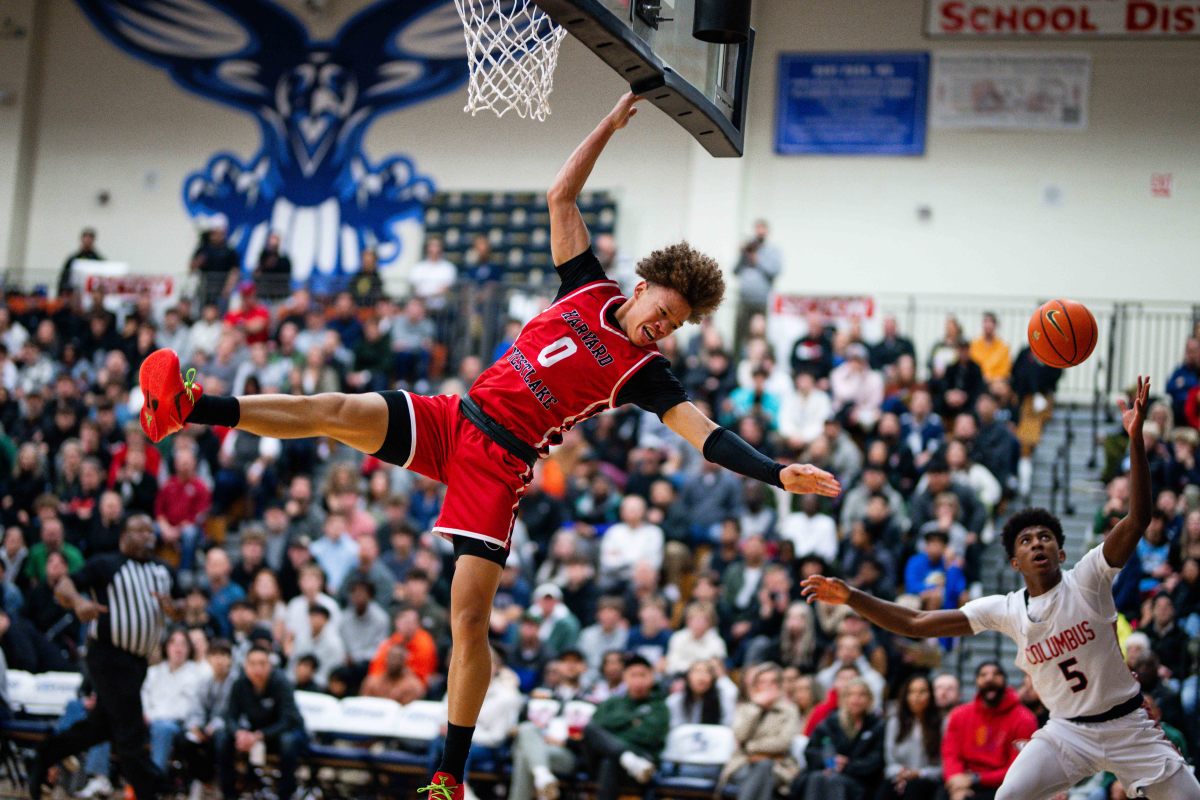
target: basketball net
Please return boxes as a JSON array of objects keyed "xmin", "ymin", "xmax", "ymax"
[{"xmin": 454, "ymin": 0, "xmax": 567, "ymax": 121}]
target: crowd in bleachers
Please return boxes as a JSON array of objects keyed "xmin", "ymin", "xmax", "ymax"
[{"xmin": 1, "ymin": 223, "xmax": 1199, "ymax": 799}]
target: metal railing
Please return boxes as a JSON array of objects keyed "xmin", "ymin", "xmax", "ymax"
[{"xmin": 1047, "ymin": 411, "xmax": 1076, "ymax": 518}]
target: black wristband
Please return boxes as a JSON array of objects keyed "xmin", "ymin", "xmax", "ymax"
[{"xmin": 702, "ymin": 427, "xmax": 784, "ymax": 489}]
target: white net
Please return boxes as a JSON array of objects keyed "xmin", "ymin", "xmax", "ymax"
[{"xmin": 454, "ymin": 0, "xmax": 568, "ymax": 121}]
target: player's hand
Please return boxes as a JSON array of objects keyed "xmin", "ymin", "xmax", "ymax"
[
  {"xmin": 1117, "ymin": 375, "xmax": 1149, "ymax": 437},
  {"xmin": 607, "ymin": 92, "xmax": 643, "ymax": 131},
  {"xmin": 800, "ymin": 575, "xmax": 851, "ymax": 606},
  {"xmin": 75, "ymin": 600, "xmax": 108, "ymax": 622},
  {"xmin": 780, "ymin": 463, "xmax": 841, "ymax": 497}
]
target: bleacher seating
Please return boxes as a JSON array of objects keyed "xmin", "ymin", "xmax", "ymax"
[{"xmin": 423, "ymin": 190, "xmax": 618, "ymax": 275}]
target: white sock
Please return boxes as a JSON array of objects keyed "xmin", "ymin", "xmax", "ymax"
[
  {"xmin": 533, "ymin": 766, "xmax": 558, "ymax": 789},
  {"xmin": 620, "ymin": 751, "xmax": 655, "ymax": 783},
  {"xmin": 1018, "ymin": 457, "xmax": 1033, "ymax": 497}
]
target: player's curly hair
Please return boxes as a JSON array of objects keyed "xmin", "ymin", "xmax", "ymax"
[
  {"xmin": 636, "ymin": 242, "xmax": 725, "ymax": 323},
  {"xmin": 1001, "ymin": 507, "xmax": 1064, "ymax": 559}
]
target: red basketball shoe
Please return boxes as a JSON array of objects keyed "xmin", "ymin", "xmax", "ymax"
[
  {"xmin": 417, "ymin": 772, "xmax": 463, "ymax": 800},
  {"xmin": 139, "ymin": 349, "xmax": 203, "ymax": 443}
]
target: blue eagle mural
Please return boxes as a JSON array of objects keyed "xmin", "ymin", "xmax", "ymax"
[{"xmin": 76, "ymin": 0, "xmax": 470, "ymax": 287}]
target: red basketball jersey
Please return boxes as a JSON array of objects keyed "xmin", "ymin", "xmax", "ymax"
[{"xmin": 469, "ymin": 280, "xmax": 663, "ymax": 452}]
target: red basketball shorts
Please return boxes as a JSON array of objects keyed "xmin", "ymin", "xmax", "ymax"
[{"xmin": 372, "ymin": 391, "xmax": 533, "ymax": 561}]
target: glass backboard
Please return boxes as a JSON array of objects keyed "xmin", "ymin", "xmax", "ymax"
[{"xmin": 531, "ymin": 0, "xmax": 754, "ymax": 157}]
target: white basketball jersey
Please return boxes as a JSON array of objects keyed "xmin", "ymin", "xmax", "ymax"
[{"xmin": 961, "ymin": 545, "xmax": 1141, "ymax": 720}]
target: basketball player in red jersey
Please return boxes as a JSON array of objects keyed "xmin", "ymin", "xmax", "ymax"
[{"xmin": 139, "ymin": 93, "xmax": 840, "ymax": 799}]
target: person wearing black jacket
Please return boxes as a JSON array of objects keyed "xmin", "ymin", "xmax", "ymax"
[
  {"xmin": 216, "ymin": 645, "xmax": 305, "ymax": 800},
  {"xmin": 929, "ymin": 340, "xmax": 985, "ymax": 420},
  {"xmin": 58, "ymin": 228, "xmax": 103, "ymax": 296},
  {"xmin": 0, "ymin": 608, "xmax": 71, "ymax": 673},
  {"xmin": 792, "ymin": 677, "xmax": 884, "ymax": 800}
]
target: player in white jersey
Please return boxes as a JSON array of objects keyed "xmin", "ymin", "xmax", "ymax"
[{"xmin": 801, "ymin": 376, "xmax": 1200, "ymax": 800}]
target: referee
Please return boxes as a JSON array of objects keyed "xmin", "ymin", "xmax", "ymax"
[{"xmin": 29, "ymin": 514, "xmax": 182, "ymax": 800}]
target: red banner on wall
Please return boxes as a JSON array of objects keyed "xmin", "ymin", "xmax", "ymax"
[{"xmin": 926, "ymin": 0, "xmax": 1200, "ymax": 37}]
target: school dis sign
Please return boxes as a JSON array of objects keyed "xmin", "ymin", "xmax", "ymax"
[{"xmin": 926, "ymin": 0, "xmax": 1200, "ymax": 36}]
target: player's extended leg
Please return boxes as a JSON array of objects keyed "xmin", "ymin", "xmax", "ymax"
[
  {"xmin": 993, "ymin": 737, "xmax": 1079, "ymax": 800},
  {"xmin": 139, "ymin": 348, "xmax": 388, "ymax": 453},
  {"xmin": 431, "ymin": 554, "xmax": 504, "ymax": 789},
  {"xmin": 1141, "ymin": 768, "xmax": 1200, "ymax": 799},
  {"xmin": 232, "ymin": 393, "xmax": 388, "ymax": 454}
]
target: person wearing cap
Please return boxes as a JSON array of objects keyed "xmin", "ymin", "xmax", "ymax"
[
  {"xmin": 575, "ymin": 654, "xmax": 669, "ymax": 798},
  {"xmin": 530, "ymin": 583, "xmax": 581, "ymax": 658},
  {"xmin": 58, "ymin": 227, "xmax": 103, "ymax": 297},
  {"xmin": 222, "ymin": 281, "xmax": 271, "ymax": 345},
  {"xmin": 904, "ymin": 528, "xmax": 968, "ymax": 614},
  {"xmin": 830, "ymin": 342, "xmax": 885, "ymax": 432},
  {"xmin": 216, "ymin": 645, "xmax": 305, "ymax": 800}
]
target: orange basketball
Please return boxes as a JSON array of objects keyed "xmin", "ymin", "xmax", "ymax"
[{"xmin": 1027, "ymin": 299, "xmax": 1098, "ymax": 368}]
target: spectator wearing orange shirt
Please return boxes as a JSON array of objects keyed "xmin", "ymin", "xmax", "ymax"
[
  {"xmin": 368, "ymin": 605, "xmax": 438, "ymax": 687},
  {"xmin": 968, "ymin": 312, "xmax": 1011, "ymax": 383},
  {"xmin": 361, "ymin": 642, "xmax": 426, "ymax": 705}
]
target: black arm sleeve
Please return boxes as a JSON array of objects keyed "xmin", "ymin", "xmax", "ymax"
[
  {"xmin": 614, "ymin": 357, "xmax": 690, "ymax": 419},
  {"xmin": 554, "ymin": 248, "xmax": 608, "ymax": 300},
  {"xmin": 703, "ymin": 427, "xmax": 785, "ymax": 489}
]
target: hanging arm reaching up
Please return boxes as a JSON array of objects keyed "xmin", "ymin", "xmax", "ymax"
[{"xmin": 547, "ymin": 93, "xmax": 642, "ymax": 265}]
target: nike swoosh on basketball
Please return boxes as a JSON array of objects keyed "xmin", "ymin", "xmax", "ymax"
[{"xmin": 1046, "ymin": 309, "xmax": 1065, "ymax": 336}]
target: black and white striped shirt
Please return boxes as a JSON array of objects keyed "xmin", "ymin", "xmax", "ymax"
[{"xmin": 70, "ymin": 554, "xmax": 177, "ymax": 660}]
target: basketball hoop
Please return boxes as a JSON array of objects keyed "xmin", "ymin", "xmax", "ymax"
[{"xmin": 454, "ymin": 0, "xmax": 568, "ymax": 121}]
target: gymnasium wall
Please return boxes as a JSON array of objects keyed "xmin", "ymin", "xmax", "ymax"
[{"xmin": 4, "ymin": 0, "xmax": 1197, "ymax": 302}]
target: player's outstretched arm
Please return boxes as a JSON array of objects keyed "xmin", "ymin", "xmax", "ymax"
[
  {"xmin": 801, "ymin": 575, "xmax": 974, "ymax": 639},
  {"xmin": 1103, "ymin": 375, "xmax": 1152, "ymax": 568},
  {"xmin": 663, "ymin": 402, "xmax": 840, "ymax": 497},
  {"xmin": 547, "ymin": 92, "xmax": 642, "ymax": 265}
]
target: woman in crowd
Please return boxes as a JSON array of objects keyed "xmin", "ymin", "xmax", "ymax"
[
  {"xmin": 793, "ymin": 677, "xmax": 883, "ymax": 800},
  {"xmin": 791, "ymin": 673, "xmax": 823, "ymax": 737},
  {"xmin": 718, "ymin": 663, "xmax": 801, "ymax": 800},
  {"xmin": 142, "ymin": 628, "xmax": 204, "ymax": 771},
  {"xmin": 880, "ymin": 675, "xmax": 942, "ymax": 800},
  {"xmin": 247, "ymin": 568, "xmax": 288, "ymax": 643},
  {"xmin": 666, "ymin": 659, "xmax": 733, "ymax": 727},
  {"xmin": 768, "ymin": 601, "xmax": 820, "ymax": 674}
]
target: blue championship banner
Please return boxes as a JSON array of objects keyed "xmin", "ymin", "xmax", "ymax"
[{"xmin": 775, "ymin": 52, "xmax": 930, "ymax": 155}]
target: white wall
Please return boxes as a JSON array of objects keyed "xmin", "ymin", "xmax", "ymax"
[
  {"xmin": 0, "ymin": 0, "xmax": 40, "ymax": 272},
  {"xmin": 8, "ymin": 0, "xmax": 1199, "ymax": 301},
  {"xmin": 741, "ymin": 1, "xmax": 1200, "ymax": 302}
]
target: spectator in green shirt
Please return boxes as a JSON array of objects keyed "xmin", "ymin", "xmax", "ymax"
[
  {"xmin": 23, "ymin": 517, "xmax": 84, "ymax": 585},
  {"xmin": 581, "ymin": 654, "xmax": 669, "ymax": 800}
]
